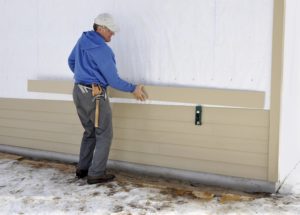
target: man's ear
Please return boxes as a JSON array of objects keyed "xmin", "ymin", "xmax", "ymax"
[{"xmin": 96, "ymin": 27, "xmax": 102, "ymax": 33}]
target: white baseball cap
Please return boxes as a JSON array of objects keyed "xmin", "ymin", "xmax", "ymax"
[{"xmin": 94, "ymin": 13, "xmax": 120, "ymax": 33}]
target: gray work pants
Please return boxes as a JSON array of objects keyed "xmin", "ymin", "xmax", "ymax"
[{"xmin": 72, "ymin": 84, "xmax": 113, "ymax": 177}]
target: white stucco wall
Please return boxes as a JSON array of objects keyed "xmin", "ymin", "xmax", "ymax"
[
  {"xmin": 0, "ymin": 0, "xmax": 273, "ymax": 106},
  {"xmin": 279, "ymin": 0, "xmax": 300, "ymax": 182}
]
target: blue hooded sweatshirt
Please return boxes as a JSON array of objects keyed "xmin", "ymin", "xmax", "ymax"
[{"xmin": 68, "ymin": 31, "xmax": 135, "ymax": 92}]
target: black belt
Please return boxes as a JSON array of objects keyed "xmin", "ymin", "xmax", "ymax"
[
  {"xmin": 77, "ymin": 83, "xmax": 106, "ymax": 92},
  {"xmin": 77, "ymin": 83, "xmax": 93, "ymax": 88}
]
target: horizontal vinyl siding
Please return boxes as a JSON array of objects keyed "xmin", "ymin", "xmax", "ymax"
[
  {"xmin": 109, "ymin": 150, "xmax": 267, "ymax": 180},
  {"xmin": 0, "ymin": 135, "xmax": 79, "ymax": 155},
  {"xmin": 112, "ymin": 139, "xmax": 267, "ymax": 167},
  {"xmin": 111, "ymin": 103, "xmax": 269, "ymax": 180},
  {"xmin": 113, "ymin": 128, "xmax": 268, "ymax": 153},
  {"xmin": 113, "ymin": 118, "xmax": 268, "ymax": 140},
  {"xmin": 113, "ymin": 104, "xmax": 269, "ymax": 126},
  {"xmin": 0, "ymin": 98, "xmax": 81, "ymax": 154},
  {"xmin": 0, "ymin": 99, "xmax": 76, "ymax": 113},
  {"xmin": 0, "ymin": 98, "xmax": 269, "ymax": 180},
  {"xmin": 0, "ymin": 109, "xmax": 79, "ymax": 124}
]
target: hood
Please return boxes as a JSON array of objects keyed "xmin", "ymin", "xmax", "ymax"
[{"xmin": 78, "ymin": 31, "xmax": 106, "ymax": 50}]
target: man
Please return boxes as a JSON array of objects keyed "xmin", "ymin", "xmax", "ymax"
[{"xmin": 68, "ymin": 13, "xmax": 147, "ymax": 185}]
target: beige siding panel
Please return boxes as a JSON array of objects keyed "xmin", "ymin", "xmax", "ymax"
[
  {"xmin": 0, "ymin": 109, "xmax": 79, "ymax": 125},
  {"xmin": 0, "ymin": 127, "xmax": 81, "ymax": 145},
  {"xmin": 0, "ymin": 114, "xmax": 267, "ymax": 155},
  {"xmin": 0, "ymin": 118, "xmax": 83, "ymax": 134},
  {"xmin": 113, "ymin": 104, "xmax": 269, "ymax": 126},
  {"xmin": 109, "ymin": 150, "xmax": 267, "ymax": 180},
  {"xmin": 27, "ymin": 80, "xmax": 265, "ymax": 108},
  {"xmin": 0, "ymin": 98, "xmax": 270, "ymax": 181},
  {"xmin": 0, "ymin": 98, "xmax": 76, "ymax": 114},
  {"xmin": 114, "ymin": 128, "xmax": 268, "ymax": 153},
  {"xmin": 0, "ymin": 135, "xmax": 79, "ymax": 155},
  {"xmin": 112, "ymin": 139, "xmax": 267, "ymax": 167},
  {"xmin": 113, "ymin": 118, "xmax": 268, "ymax": 140},
  {"xmin": 204, "ymin": 108, "xmax": 269, "ymax": 126}
]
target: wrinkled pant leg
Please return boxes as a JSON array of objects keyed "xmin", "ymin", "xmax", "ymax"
[
  {"xmin": 78, "ymin": 120, "xmax": 96, "ymax": 170},
  {"xmin": 88, "ymin": 98, "xmax": 113, "ymax": 177},
  {"xmin": 72, "ymin": 85, "xmax": 96, "ymax": 171}
]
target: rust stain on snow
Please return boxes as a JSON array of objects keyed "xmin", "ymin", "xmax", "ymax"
[{"xmin": 219, "ymin": 193, "xmax": 255, "ymax": 203}]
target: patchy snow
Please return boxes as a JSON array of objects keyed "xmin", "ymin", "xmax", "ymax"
[
  {"xmin": 0, "ymin": 153, "xmax": 299, "ymax": 215},
  {"xmin": 278, "ymin": 161, "xmax": 300, "ymax": 195}
]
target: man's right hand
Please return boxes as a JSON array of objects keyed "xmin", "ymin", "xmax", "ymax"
[{"xmin": 133, "ymin": 85, "xmax": 148, "ymax": 101}]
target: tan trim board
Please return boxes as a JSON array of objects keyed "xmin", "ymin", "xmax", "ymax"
[
  {"xmin": 28, "ymin": 80, "xmax": 74, "ymax": 95},
  {"xmin": 268, "ymin": 0, "xmax": 285, "ymax": 182},
  {"xmin": 109, "ymin": 86, "xmax": 265, "ymax": 108},
  {"xmin": 27, "ymin": 80, "xmax": 265, "ymax": 108}
]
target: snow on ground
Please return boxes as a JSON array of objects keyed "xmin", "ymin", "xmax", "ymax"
[
  {"xmin": 278, "ymin": 160, "xmax": 300, "ymax": 195},
  {"xmin": 0, "ymin": 153, "xmax": 299, "ymax": 215}
]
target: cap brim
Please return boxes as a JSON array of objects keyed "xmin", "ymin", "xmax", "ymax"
[{"xmin": 108, "ymin": 25, "xmax": 120, "ymax": 33}]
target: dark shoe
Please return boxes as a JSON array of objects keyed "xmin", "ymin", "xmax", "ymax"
[
  {"xmin": 76, "ymin": 169, "xmax": 88, "ymax": 179},
  {"xmin": 87, "ymin": 174, "xmax": 115, "ymax": 184}
]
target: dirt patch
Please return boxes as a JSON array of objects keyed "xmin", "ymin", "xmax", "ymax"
[
  {"xmin": 19, "ymin": 159, "xmax": 74, "ymax": 173},
  {"xmin": 113, "ymin": 205, "xmax": 124, "ymax": 213},
  {"xmin": 219, "ymin": 193, "xmax": 255, "ymax": 203},
  {"xmin": 91, "ymin": 191, "xmax": 101, "ymax": 196},
  {"xmin": 0, "ymin": 152, "xmax": 23, "ymax": 160}
]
